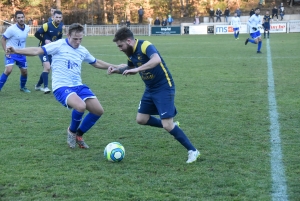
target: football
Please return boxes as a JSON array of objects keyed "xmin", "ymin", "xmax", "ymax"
[{"xmin": 104, "ymin": 142, "xmax": 125, "ymax": 162}]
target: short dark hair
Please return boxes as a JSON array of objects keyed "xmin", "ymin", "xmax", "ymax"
[
  {"xmin": 54, "ymin": 10, "xmax": 62, "ymax": 15},
  {"xmin": 15, "ymin": 10, "xmax": 24, "ymax": 18},
  {"xmin": 68, "ymin": 23, "xmax": 84, "ymax": 35},
  {"xmin": 113, "ymin": 27, "xmax": 134, "ymax": 42},
  {"xmin": 255, "ymin": 7, "xmax": 260, "ymax": 11}
]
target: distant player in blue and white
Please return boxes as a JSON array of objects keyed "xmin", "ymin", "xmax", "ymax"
[
  {"xmin": 263, "ymin": 11, "xmax": 271, "ymax": 39},
  {"xmin": 7, "ymin": 23, "xmax": 122, "ymax": 149},
  {"xmin": 230, "ymin": 13, "xmax": 241, "ymax": 40},
  {"xmin": 0, "ymin": 10, "xmax": 30, "ymax": 92},
  {"xmin": 34, "ymin": 10, "xmax": 63, "ymax": 94},
  {"xmin": 245, "ymin": 8, "xmax": 263, "ymax": 53},
  {"xmin": 108, "ymin": 27, "xmax": 200, "ymax": 164}
]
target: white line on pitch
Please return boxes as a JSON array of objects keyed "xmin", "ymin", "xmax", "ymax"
[{"xmin": 267, "ymin": 39, "xmax": 289, "ymax": 201}]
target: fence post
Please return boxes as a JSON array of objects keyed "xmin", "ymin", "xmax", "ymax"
[
  {"xmin": 287, "ymin": 21, "xmax": 289, "ymax": 33},
  {"xmin": 84, "ymin": 24, "xmax": 87, "ymax": 36},
  {"xmin": 148, "ymin": 24, "xmax": 151, "ymax": 36}
]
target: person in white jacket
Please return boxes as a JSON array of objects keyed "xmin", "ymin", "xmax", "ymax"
[
  {"xmin": 230, "ymin": 13, "xmax": 241, "ymax": 40},
  {"xmin": 245, "ymin": 8, "xmax": 263, "ymax": 53}
]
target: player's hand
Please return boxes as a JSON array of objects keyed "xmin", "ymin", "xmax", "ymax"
[
  {"xmin": 123, "ymin": 68, "xmax": 138, "ymax": 76},
  {"xmin": 6, "ymin": 46, "xmax": 16, "ymax": 54},
  {"xmin": 107, "ymin": 66, "xmax": 118, "ymax": 74},
  {"xmin": 252, "ymin": 27, "xmax": 257, "ymax": 31},
  {"xmin": 45, "ymin": 39, "xmax": 51, "ymax": 44}
]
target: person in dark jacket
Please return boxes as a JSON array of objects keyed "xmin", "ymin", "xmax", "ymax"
[
  {"xmin": 272, "ymin": 6, "xmax": 278, "ymax": 21},
  {"xmin": 209, "ymin": 8, "xmax": 215, "ymax": 22},
  {"xmin": 224, "ymin": 7, "xmax": 230, "ymax": 22},
  {"xmin": 161, "ymin": 18, "xmax": 167, "ymax": 26},
  {"xmin": 154, "ymin": 17, "xmax": 160, "ymax": 26},
  {"xmin": 216, "ymin": 8, "xmax": 222, "ymax": 22},
  {"xmin": 250, "ymin": 9, "xmax": 255, "ymax": 17},
  {"xmin": 235, "ymin": 7, "xmax": 242, "ymax": 17},
  {"xmin": 138, "ymin": 6, "xmax": 144, "ymax": 24}
]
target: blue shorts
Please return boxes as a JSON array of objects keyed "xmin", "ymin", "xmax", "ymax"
[
  {"xmin": 233, "ymin": 27, "xmax": 239, "ymax": 32},
  {"xmin": 250, "ymin": 31, "xmax": 261, "ymax": 39},
  {"xmin": 39, "ymin": 54, "xmax": 52, "ymax": 64},
  {"xmin": 138, "ymin": 86, "xmax": 177, "ymax": 119},
  {"xmin": 4, "ymin": 54, "xmax": 27, "ymax": 68},
  {"xmin": 53, "ymin": 85, "xmax": 96, "ymax": 108}
]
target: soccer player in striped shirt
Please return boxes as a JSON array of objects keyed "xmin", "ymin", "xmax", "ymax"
[
  {"xmin": 6, "ymin": 23, "xmax": 122, "ymax": 149},
  {"xmin": 245, "ymin": 8, "xmax": 263, "ymax": 53},
  {"xmin": 230, "ymin": 13, "xmax": 241, "ymax": 40},
  {"xmin": 0, "ymin": 10, "xmax": 30, "ymax": 92}
]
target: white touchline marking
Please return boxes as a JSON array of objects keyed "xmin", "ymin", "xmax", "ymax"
[{"xmin": 267, "ymin": 39, "xmax": 289, "ymax": 201}]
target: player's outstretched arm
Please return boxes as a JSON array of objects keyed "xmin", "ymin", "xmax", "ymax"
[
  {"xmin": 107, "ymin": 65, "xmax": 135, "ymax": 75},
  {"xmin": 6, "ymin": 46, "xmax": 44, "ymax": 56},
  {"xmin": 91, "ymin": 59, "xmax": 125, "ymax": 70}
]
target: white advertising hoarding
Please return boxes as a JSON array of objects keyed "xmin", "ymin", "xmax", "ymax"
[
  {"xmin": 189, "ymin": 25, "xmax": 208, "ymax": 34},
  {"xmin": 215, "ymin": 25, "xmax": 248, "ymax": 34}
]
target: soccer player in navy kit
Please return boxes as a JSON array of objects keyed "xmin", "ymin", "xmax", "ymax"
[
  {"xmin": 263, "ymin": 11, "xmax": 271, "ymax": 39},
  {"xmin": 34, "ymin": 10, "xmax": 63, "ymax": 93},
  {"xmin": 108, "ymin": 27, "xmax": 200, "ymax": 163}
]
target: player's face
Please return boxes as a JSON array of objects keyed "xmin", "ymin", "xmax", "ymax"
[
  {"xmin": 115, "ymin": 39, "xmax": 133, "ymax": 57},
  {"xmin": 15, "ymin": 14, "xmax": 25, "ymax": 27},
  {"xmin": 266, "ymin": 12, "xmax": 269, "ymax": 16},
  {"xmin": 255, "ymin": 9, "xmax": 260, "ymax": 15},
  {"xmin": 67, "ymin": 31, "xmax": 83, "ymax": 49},
  {"xmin": 53, "ymin": 14, "xmax": 63, "ymax": 25}
]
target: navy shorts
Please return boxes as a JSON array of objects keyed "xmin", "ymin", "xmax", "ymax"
[
  {"xmin": 138, "ymin": 86, "xmax": 177, "ymax": 119},
  {"xmin": 53, "ymin": 85, "xmax": 96, "ymax": 108},
  {"xmin": 39, "ymin": 54, "xmax": 52, "ymax": 64}
]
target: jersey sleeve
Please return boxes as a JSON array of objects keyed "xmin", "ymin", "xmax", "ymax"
[
  {"xmin": 141, "ymin": 41, "xmax": 158, "ymax": 58},
  {"xmin": 2, "ymin": 26, "xmax": 14, "ymax": 39},
  {"xmin": 83, "ymin": 49, "xmax": 96, "ymax": 64},
  {"xmin": 42, "ymin": 40, "xmax": 61, "ymax": 55}
]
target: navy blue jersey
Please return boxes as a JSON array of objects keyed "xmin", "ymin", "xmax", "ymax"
[
  {"xmin": 127, "ymin": 39, "xmax": 174, "ymax": 89},
  {"xmin": 36, "ymin": 22, "xmax": 63, "ymax": 46},
  {"xmin": 263, "ymin": 15, "xmax": 271, "ymax": 26}
]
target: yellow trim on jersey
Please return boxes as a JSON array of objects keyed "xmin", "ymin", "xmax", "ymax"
[
  {"xmin": 42, "ymin": 23, "xmax": 48, "ymax": 32},
  {"xmin": 160, "ymin": 63, "xmax": 172, "ymax": 87},
  {"xmin": 141, "ymin": 41, "xmax": 152, "ymax": 54},
  {"xmin": 133, "ymin": 39, "xmax": 139, "ymax": 53},
  {"xmin": 52, "ymin": 21, "xmax": 59, "ymax": 28}
]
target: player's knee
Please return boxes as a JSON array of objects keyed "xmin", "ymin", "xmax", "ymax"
[{"xmin": 136, "ymin": 117, "xmax": 147, "ymax": 125}]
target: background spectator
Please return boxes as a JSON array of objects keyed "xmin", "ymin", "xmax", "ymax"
[
  {"xmin": 209, "ymin": 8, "xmax": 214, "ymax": 22},
  {"xmin": 235, "ymin": 7, "xmax": 242, "ymax": 17},
  {"xmin": 224, "ymin": 7, "xmax": 230, "ymax": 22},
  {"xmin": 250, "ymin": 9, "xmax": 255, "ymax": 16},
  {"xmin": 120, "ymin": 19, "xmax": 125, "ymax": 26},
  {"xmin": 33, "ymin": 19, "xmax": 38, "ymax": 26},
  {"xmin": 272, "ymin": 6, "xmax": 278, "ymax": 21},
  {"xmin": 28, "ymin": 17, "xmax": 33, "ymax": 25},
  {"xmin": 167, "ymin": 14, "xmax": 173, "ymax": 25},
  {"xmin": 154, "ymin": 17, "xmax": 160, "ymax": 26},
  {"xmin": 279, "ymin": 3, "xmax": 284, "ymax": 20},
  {"xmin": 138, "ymin": 6, "xmax": 144, "ymax": 24},
  {"xmin": 194, "ymin": 14, "xmax": 200, "ymax": 24},
  {"xmin": 161, "ymin": 17, "xmax": 167, "ymax": 26},
  {"xmin": 126, "ymin": 18, "xmax": 131, "ymax": 27},
  {"xmin": 216, "ymin": 8, "xmax": 222, "ymax": 22}
]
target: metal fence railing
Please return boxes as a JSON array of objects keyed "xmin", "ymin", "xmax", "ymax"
[{"xmin": 0, "ymin": 24, "xmax": 151, "ymax": 36}]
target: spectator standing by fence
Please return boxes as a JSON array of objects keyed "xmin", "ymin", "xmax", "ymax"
[
  {"xmin": 209, "ymin": 8, "xmax": 215, "ymax": 22},
  {"xmin": 167, "ymin": 14, "xmax": 173, "ymax": 25},
  {"xmin": 235, "ymin": 7, "xmax": 242, "ymax": 17},
  {"xmin": 279, "ymin": 3, "xmax": 284, "ymax": 20},
  {"xmin": 194, "ymin": 14, "xmax": 200, "ymax": 24},
  {"xmin": 216, "ymin": 8, "xmax": 222, "ymax": 22},
  {"xmin": 138, "ymin": 6, "xmax": 144, "ymax": 24},
  {"xmin": 224, "ymin": 7, "xmax": 230, "ymax": 22},
  {"xmin": 154, "ymin": 17, "xmax": 160, "ymax": 26},
  {"xmin": 162, "ymin": 18, "xmax": 167, "ymax": 26},
  {"xmin": 272, "ymin": 6, "xmax": 278, "ymax": 21},
  {"xmin": 28, "ymin": 17, "xmax": 33, "ymax": 25}
]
